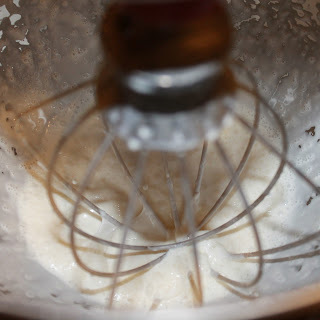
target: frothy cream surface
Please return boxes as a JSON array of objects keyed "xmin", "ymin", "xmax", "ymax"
[{"xmin": 17, "ymin": 107, "xmax": 296, "ymax": 310}]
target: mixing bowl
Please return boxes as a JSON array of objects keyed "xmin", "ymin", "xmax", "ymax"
[{"xmin": 1, "ymin": 0, "xmax": 320, "ymax": 319}]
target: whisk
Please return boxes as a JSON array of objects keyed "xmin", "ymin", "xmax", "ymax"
[{"xmin": 10, "ymin": 0, "xmax": 320, "ymax": 311}]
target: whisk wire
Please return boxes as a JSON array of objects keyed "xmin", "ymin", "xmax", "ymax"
[
  {"xmin": 240, "ymin": 232, "xmax": 320, "ymax": 258},
  {"xmin": 193, "ymin": 141, "xmax": 209, "ymax": 200},
  {"xmin": 247, "ymin": 249, "xmax": 320, "ymax": 264},
  {"xmin": 109, "ymin": 151, "xmax": 148, "ymax": 308},
  {"xmin": 236, "ymin": 81, "xmax": 320, "ymax": 195},
  {"xmin": 219, "ymin": 83, "xmax": 320, "ymax": 263},
  {"xmin": 214, "ymin": 141, "xmax": 264, "ymax": 288},
  {"xmin": 162, "ymin": 152, "xmax": 181, "ymax": 231},
  {"xmin": 111, "ymin": 142, "xmax": 169, "ymax": 237},
  {"xmin": 45, "ymin": 107, "xmax": 158, "ymax": 251},
  {"xmin": 179, "ymin": 155, "xmax": 204, "ymax": 305},
  {"xmin": 232, "ymin": 103, "xmax": 320, "ymax": 196},
  {"xmin": 195, "ymin": 62, "xmax": 262, "ymax": 231},
  {"xmin": 196, "ymin": 91, "xmax": 261, "ymax": 231},
  {"xmin": 70, "ymin": 133, "xmax": 115, "ymax": 275},
  {"xmin": 46, "ymin": 106, "xmax": 125, "ymax": 229},
  {"xmin": 17, "ymin": 78, "xmax": 97, "ymax": 119}
]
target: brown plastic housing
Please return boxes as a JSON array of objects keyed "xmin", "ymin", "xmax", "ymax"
[{"xmin": 101, "ymin": 0, "xmax": 232, "ymax": 72}]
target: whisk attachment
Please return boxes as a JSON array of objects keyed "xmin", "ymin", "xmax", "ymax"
[{"xmin": 14, "ymin": 0, "xmax": 320, "ymax": 311}]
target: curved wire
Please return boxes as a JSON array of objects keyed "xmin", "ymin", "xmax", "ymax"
[
  {"xmin": 162, "ymin": 152, "xmax": 180, "ymax": 231},
  {"xmin": 213, "ymin": 141, "xmax": 263, "ymax": 288},
  {"xmin": 193, "ymin": 141, "xmax": 209, "ymax": 200},
  {"xmin": 226, "ymin": 86, "xmax": 320, "ymax": 261},
  {"xmin": 180, "ymin": 155, "xmax": 203, "ymax": 305},
  {"xmin": 223, "ymin": 61, "xmax": 320, "ymax": 260},
  {"xmin": 70, "ymin": 133, "xmax": 116, "ymax": 275},
  {"xmin": 68, "ymin": 135, "xmax": 165, "ymax": 279},
  {"xmin": 111, "ymin": 142, "xmax": 169, "ymax": 237},
  {"xmin": 46, "ymin": 108, "xmax": 167, "ymax": 277},
  {"xmin": 16, "ymin": 78, "xmax": 97, "ymax": 119},
  {"xmin": 47, "ymin": 106, "xmax": 124, "ymax": 229},
  {"xmin": 196, "ymin": 77, "xmax": 261, "ymax": 231},
  {"xmin": 245, "ymin": 249, "xmax": 320, "ymax": 264},
  {"xmin": 12, "ymin": 75, "xmax": 120, "ymax": 229},
  {"xmin": 228, "ymin": 117, "xmax": 320, "ymax": 257},
  {"xmin": 46, "ymin": 106, "xmax": 167, "ymax": 251},
  {"xmin": 237, "ymin": 232, "xmax": 320, "ymax": 258},
  {"xmin": 109, "ymin": 151, "xmax": 148, "ymax": 308},
  {"xmin": 232, "ymin": 86, "xmax": 320, "ymax": 195}
]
